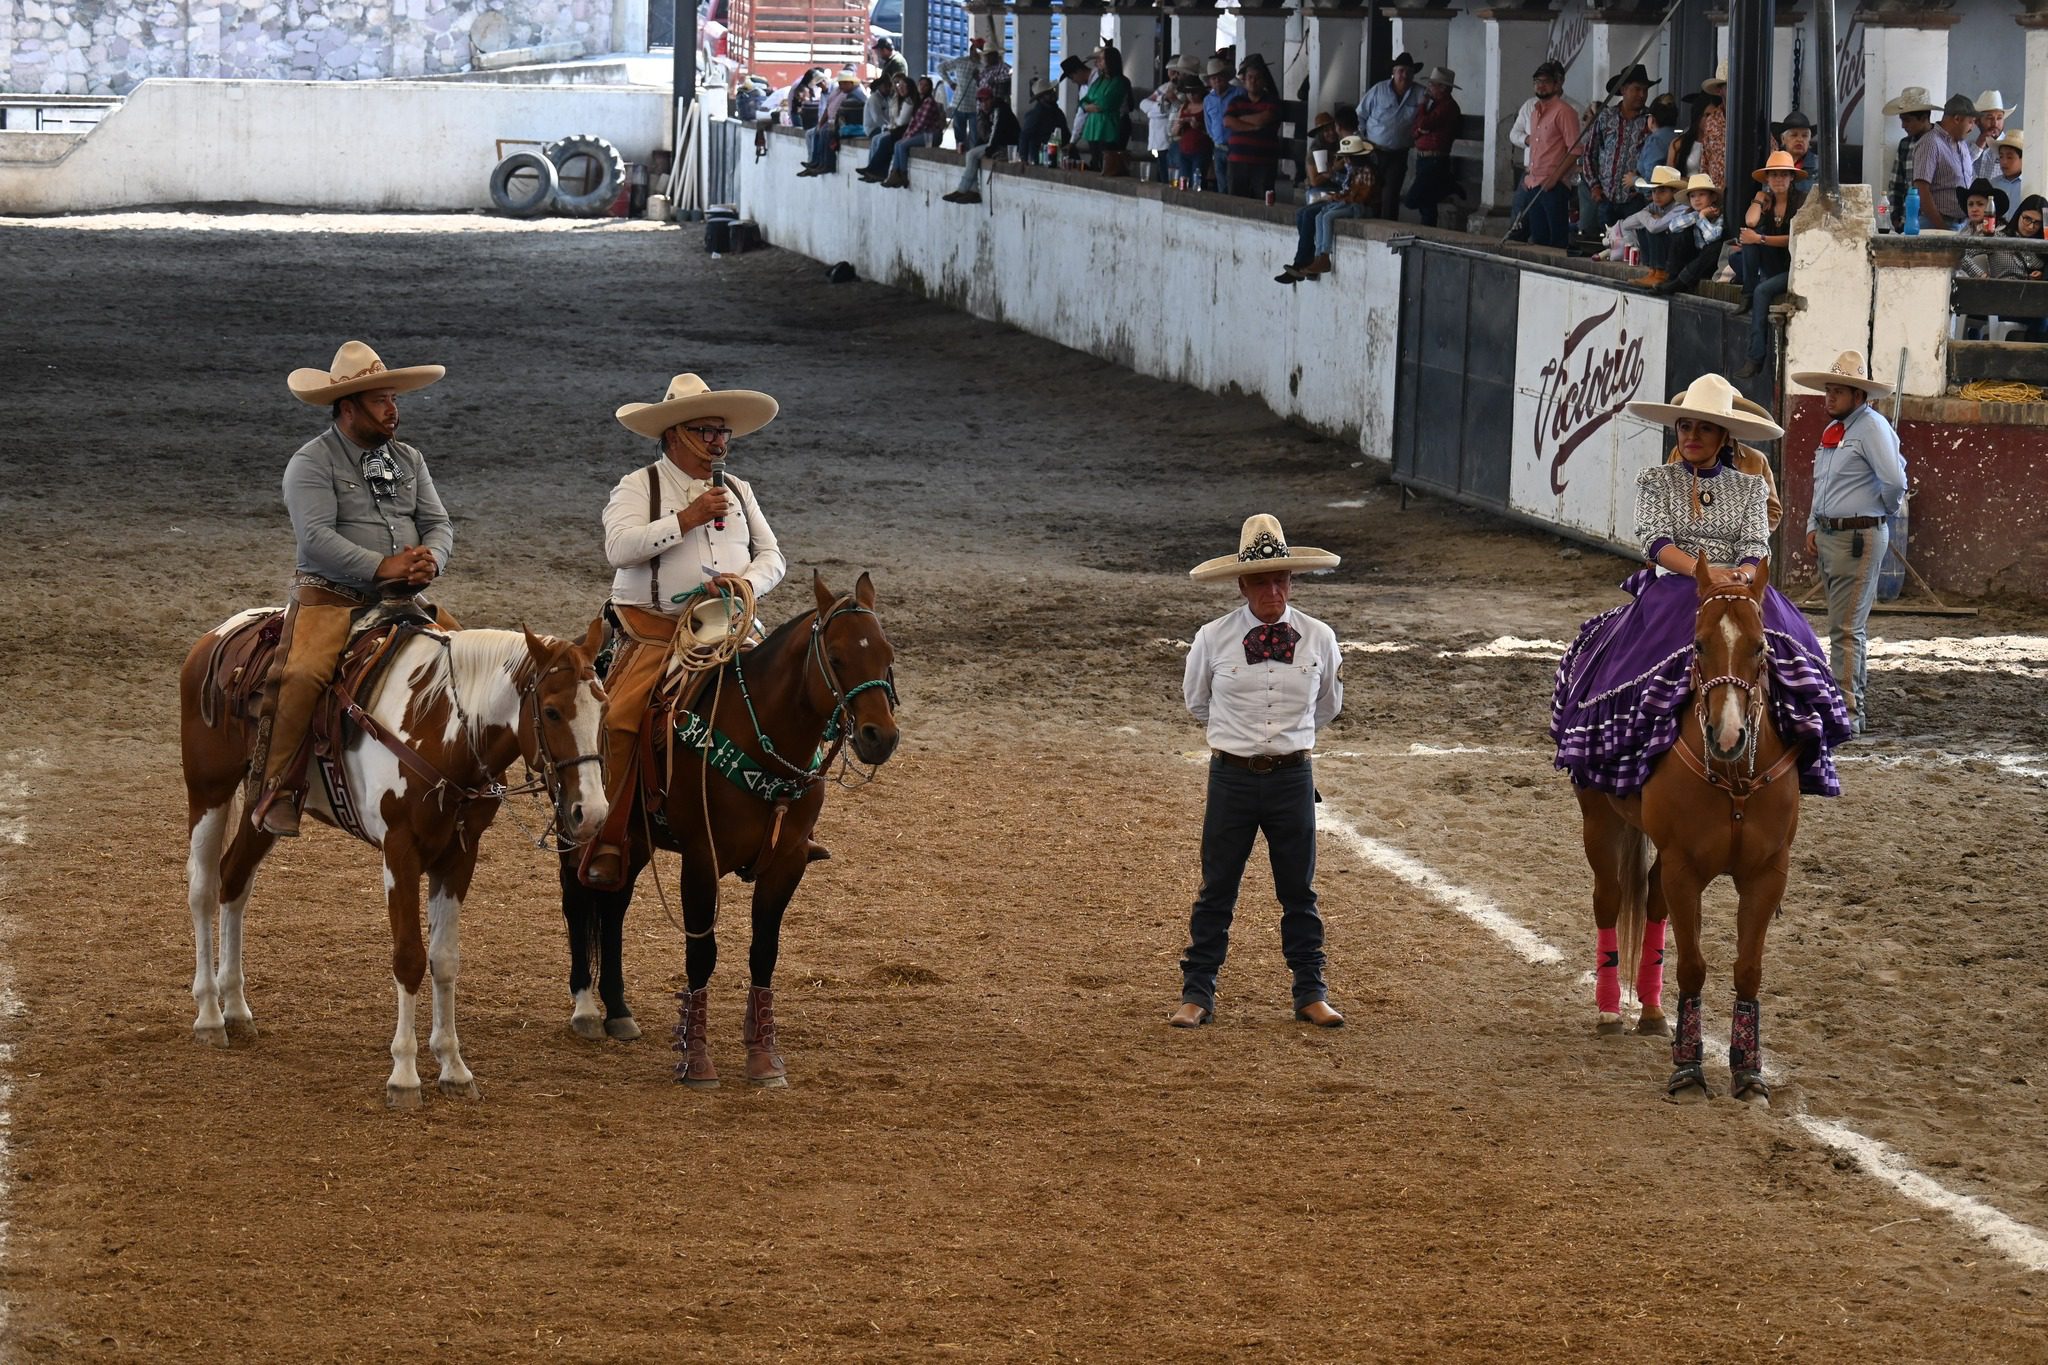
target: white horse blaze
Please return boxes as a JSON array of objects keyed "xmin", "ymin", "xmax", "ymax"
[{"xmin": 1711, "ymin": 616, "xmax": 1747, "ymax": 749}]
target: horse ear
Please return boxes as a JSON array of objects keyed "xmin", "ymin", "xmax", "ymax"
[
  {"xmin": 854, "ymin": 571, "xmax": 876, "ymax": 608},
  {"xmin": 813, "ymin": 570, "xmax": 834, "ymax": 612},
  {"xmin": 579, "ymin": 615, "xmax": 605, "ymax": 658},
  {"xmin": 1692, "ymin": 554, "xmax": 1713, "ymax": 594},
  {"xmin": 521, "ymin": 624, "xmax": 547, "ymax": 657},
  {"xmin": 1750, "ymin": 558, "xmax": 1770, "ymax": 597}
]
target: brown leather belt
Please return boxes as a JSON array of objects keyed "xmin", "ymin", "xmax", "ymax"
[
  {"xmin": 1815, "ymin": 515, "xmax": 1882, "ymax": 531},
  {"xmin": 1214, "ymin": 749, "xmax": 1310, "ymax": 773}
]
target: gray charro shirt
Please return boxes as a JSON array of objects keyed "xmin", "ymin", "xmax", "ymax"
[{"xmin": 283, "ymin": 425, "xmax": 455, "ymax": 594}]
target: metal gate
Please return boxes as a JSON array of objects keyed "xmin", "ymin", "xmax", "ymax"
[
  {"xmin": 1390, "ymin": 241, "xmax": 1522, "ymax": 511},
  {"xmin": 704, "ymin": 116, "xmax": 745, "ymax": 207}
]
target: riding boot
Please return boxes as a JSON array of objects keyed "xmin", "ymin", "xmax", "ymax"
[
  {"xmin": 672, "ymin": 987, "xmax": 717, "ymax": 1088},
  {"xmin": 743, "ymin": 986, "xmax": 787, "ymax": 1086}
]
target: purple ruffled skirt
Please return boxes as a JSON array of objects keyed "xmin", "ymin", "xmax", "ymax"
[{"xmin": 1550, "ymin": 569, "xmax": 1853, "ymax": 798}]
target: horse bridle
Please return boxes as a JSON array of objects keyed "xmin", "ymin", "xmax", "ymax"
[
  {"xmin": 1675, "ymin": 590, "xmax": 1799, "ymax": 820},
  {"xmin": 507, "ymin": 653, "xmax": 606, "ymax": 847},
  {"xmin": 807, "ymin": 596, "xmax": 899, "ymax": 746}
]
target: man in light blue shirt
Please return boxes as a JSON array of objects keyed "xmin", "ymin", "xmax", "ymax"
[
  {"xmin": 1355, "ymin": 51, "xmax": 1421, "ymax": 219},
  {"xmin": 1201, "ymin": 57, "xmax": 1237, "ymax": 190},
  {"xmin": 1793, "ymin": 350, "xmax": 1909, "ymax": 735}
]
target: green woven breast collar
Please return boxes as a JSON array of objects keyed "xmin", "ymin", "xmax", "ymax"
[{"xmin": 672, "ymin": 707, "xmax": 825, "ymax": 806}]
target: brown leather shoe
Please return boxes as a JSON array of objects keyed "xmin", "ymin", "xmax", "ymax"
[
  {"xmin": 1168, "ymin": 1002, "xmax": 1212, "ymax": 1029},
  {"xmin": 1302, "ymin": 253, "xmax": 1333, "ymax": 278},
  {"xmin": 250, "ymin": 788, "xmax": 302, "ymax": 838},
  {"xmin": 1294, "ymin": 1000, "xmax": 1345, "ymax": 1028}
]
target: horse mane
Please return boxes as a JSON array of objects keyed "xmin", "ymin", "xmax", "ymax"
[
  {"xmin": 733, "ymin": 605, "xmax": 821, "ymax": 675},
  {"xmin": 412, "ymin": 628, "xmax": 529, "ymax": 742}
]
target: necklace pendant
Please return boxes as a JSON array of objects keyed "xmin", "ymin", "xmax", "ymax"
[{"xmin": 1698, "ymin": 487, "xmax": 1715, "ymax": 507}]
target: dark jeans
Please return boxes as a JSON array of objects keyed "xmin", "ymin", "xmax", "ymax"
[
  {"xmin": 1747, "ymin": 270, "xmax": 1789, "ymax": 362},
  {"xmin": 1403, "ymin": 151, "xmax": 1453, "ymax": 227},
  {"xmin": 1597, "ymin": 193, "xmax": 1644, "ymax": 231},
  {"xmin": 1373, "ymin": 146, "xmax": 1409, "ymax": 220},
  {"xmin": 1515, "ymin": 184, "xmax": 1571, "ymax": 249},
  {"xmin": 863, "ymin": 132, "xmax": 900, "ymax": 174},
  {"xmin": 1227, "ymin": 158, "xmax": 1277, "ymax": 199},
  {"xmin": 1212, "ymin": 145, "xmax": 1230, "ymax": 191},
  {"xmin": 1179, "ymin": 758, "xmax": 1328, "ymax": 1011}
]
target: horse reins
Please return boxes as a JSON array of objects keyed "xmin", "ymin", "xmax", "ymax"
[{"xmin": 1671, "ymin": 590, "xmax": 1801, "ymax": 822}]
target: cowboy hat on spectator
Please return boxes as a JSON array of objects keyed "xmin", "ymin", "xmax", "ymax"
[
  {"xmin": 1752, "ymin": 150, "xmax": 1802, "ymax": 183},
  {"xmin": 1975, "ymin": 90, "xmax": 2017, "ymax": 117},
  {"xmin": 615, "ymin": 373, "xmax": 779, "ymax": 440},
  {"xmin": 1965, "ymin": 178, "xmax": 2010, "ymax": 221},
  {"xmin": 1627, "ymin": 373, "xmax": 1785, "ymax": 441},
  {"xmin": 1190, "ymin": 514, "xmax": 1341, "ymax": 582},
  {"xmin": 1059, "ymin": 54, "xmax": 1089, "ymax": 82},
  {"xmin": 1606, "ymin": 63, "xmax": 1658, "ymax": 96},
  {"xmin": 1995, "ymin": 129, "xmax": 2024, "ymax": 157},
  {"xmin": 288, "ymin": 340, "xmax": 443, "ymax": 405},
  {"xmin": 1790, "ymin": 350, "xmax": 1893, "ymax": 398},
  {"xmin": 1702, "ymin": 60, "xmax": 1727, "ymax": 95},
  {"xmin": 1337, "ymin": 135, "xmax": 1376, "ymax": 157},
  {"xmin": 1389, "ymin": 51, "xmax": 1419, "ymax": 72},
  {"xmin": 835, "ymin": 66, "xmax": 862, "ymax": 86},
  {"xmin": 1203, "ymin": 57, "xmax": 1231, "ymax": 79},
  {"xmin": 1939, "ymin": 94, "xmax": 1979, "ymax": 120},
  {"xmin": 1030, "ymin": 75, "xmax": 1058, "ymax": 98},
  {"xmin": 1636, "ymin": 164, "xmax": 1685, "ymax": 193},
  {"xmin": 1771, "ymin": 110, "xmax": 1816, "ymax": 138},
  {"xmin": 1533, "ymin": 59, "xmax": 1566, "ymax": 83},
  {"xmin": 1880, "ymin": 86, "xmax": 1935, "ymax": 116},
  {"xmin": 1683, "ymin": 172, "xmax": 1721, "ymax": 197},
  {"xmin": 1422, "ymin": 66, "xmax": 1458, "ymax": 90}
]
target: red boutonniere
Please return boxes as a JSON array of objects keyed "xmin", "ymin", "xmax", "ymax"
[{"xmin": 1820, "ymin": 421, "xmax": 1845, "ymax": 449}]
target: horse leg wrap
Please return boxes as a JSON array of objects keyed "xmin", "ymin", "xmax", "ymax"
[
  {"xmin": 743, "ymin": 986, "xmax": 787, "ymax": 1086},
  {"xmin": 1595, "ymin": 927, "xmax": 1621, "ymax": 1014},
  {"xmin": 1729, "ymin": 997, "xmax": 1762, "ymax": 1076},
  {"xmin": 1635, "ymin": 920, "xmax": 1667, "ymax": 1010},
  {"xmin": 671, "ymin": 987, "xmax": 717, "ymax": 1087},
  {"xmin": 1672, "ymin": 993, "xmax": 1704, "ymax": 1067}
]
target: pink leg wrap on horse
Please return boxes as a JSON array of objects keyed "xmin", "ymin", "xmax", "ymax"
[
  {"xmin": 1636, "ymin": 920, "xmax": 1667, "ymax": 1009},
  {"xmin": 1595, "ymin": 927, "xmax": 1621, "ymax": 1014}
]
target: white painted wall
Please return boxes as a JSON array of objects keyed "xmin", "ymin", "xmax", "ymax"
[
  {"xmin": 742, "ymin": 131, "xmax": 1403, "ymax": 460},
  {"xmin": 0, "ymin": 76, "xmax": 668, "ymax": 212}
]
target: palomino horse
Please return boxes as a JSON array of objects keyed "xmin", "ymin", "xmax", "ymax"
[
  {"xmin": 179, "ymin": 614, "xmax": 607, "ymax": 1106},
  {"xmin": 1576, "ymin": 559, "xmax": 1802, "ymax": 1104},
  {"xmin": 557, "ymin": 571, "xmax": 900, "ymax": 1086}
]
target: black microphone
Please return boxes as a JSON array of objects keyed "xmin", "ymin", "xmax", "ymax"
[{"xmin": 711, "ymin": 457, "xmax": 728, "ymax": 531}]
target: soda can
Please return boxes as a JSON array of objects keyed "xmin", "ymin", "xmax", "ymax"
[{"xmin": 1265, "ymin": 190, "xmax": 1276, "ymax": 206}]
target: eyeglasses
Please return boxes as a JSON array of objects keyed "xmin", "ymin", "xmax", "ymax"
[{"xmin": 683, "ymin": 424, "xmax": 734, "ymax": 440}]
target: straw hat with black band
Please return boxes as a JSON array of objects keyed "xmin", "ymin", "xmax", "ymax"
[
  {"xmin": 1190, "ymin": 514, "xmax": 1341, "ymax": 582},
  {"xmin": 1789, "ymin": 350, "xmax": 1893, "ymax": 398}
]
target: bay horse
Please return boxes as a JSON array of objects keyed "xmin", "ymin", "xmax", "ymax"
[
  {"xmin": 557, "ymin": 571, "xmax": 899, "ymax": 1087},
  {"xmin": 1576, "ymin": 558, "xmax": 1802, "ymax": 1105},
  {"xmin": 179, "ymin": 613, "xmax": 607, "ymax": 1107}
]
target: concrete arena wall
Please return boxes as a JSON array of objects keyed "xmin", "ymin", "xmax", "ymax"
[
  {"xmin": 741, "ymin": 128, "xmax": 1402, "ymax": 463},
  {"xmin": 0, "ymin": 77, "xmax": 668, "ymax": 212}
]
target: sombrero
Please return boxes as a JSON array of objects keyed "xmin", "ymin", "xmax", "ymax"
[
  {"xmin": 1975, "ymin": 90, "xmax": 2016, "ymax": 117},
  {"xmin": 615, "ymin": 373, "xmax": 779, "ymax": 440},
  {"xmin": 1190, "ymin": 514, "xmax": 1340, "ymax": 582},
  {"xmin": 1627, "ymin": 373, "xmax": 1784, "ymax": 442},
  {"xmin": 287, "ymin": 340, "xmax": 443, "ymax": 405},
  {"xmin": 1635, "ymin": 164, "xmax": 1685, "ymax": 192},
  {"xmin": 1752, "ymin": 149, "xmax": 1802, "ymax": 183},
  {"xmin": 1880, "ymin": 86, "xmax": 1935, "ymax": 117},
  {"xmin": 1682, "ymin": 172, "xmax": 1720, "ymax": 195},
  {"xmin": 1789, "ymin": 350, "xmax": 1893, "ymax": 398},
  {"xmin": 1337, "ymin": 134, "xmax": 1376, "ymax": 157}
]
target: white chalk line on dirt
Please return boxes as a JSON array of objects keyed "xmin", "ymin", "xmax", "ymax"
[
  {"xmin": 1315, "ymin": 804, "xmax": 2048, "ymax": 1274},
  {"xmin": 0, "ymin": 750, "xmax": 39, "ymax": 1333}
]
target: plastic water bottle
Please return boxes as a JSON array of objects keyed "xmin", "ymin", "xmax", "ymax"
[
  {"xmin": 1904, "ymin": 186, "xmax": 1921, "ymax": 236},
  {"xmin": 1875, "ymin": 191, "xmax": 1891, "ymax": 232}
]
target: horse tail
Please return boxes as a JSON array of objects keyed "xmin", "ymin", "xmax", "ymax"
[{"xmin": 1618, "ymin": 828, "xmax": 1651, "ymax": 1005}]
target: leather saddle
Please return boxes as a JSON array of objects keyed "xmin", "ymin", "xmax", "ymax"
[{"xmin": 200, "ymin": 607, "xmax": 429, "ymax": 759}]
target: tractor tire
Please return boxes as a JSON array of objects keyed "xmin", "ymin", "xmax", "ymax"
[
  {"xmin": 488, "ymin": 152, "xmax": 559, "ymax": 217},
  {"xmin": 542, "ymin": 134, "xmax": 626, "ymax": 216}
]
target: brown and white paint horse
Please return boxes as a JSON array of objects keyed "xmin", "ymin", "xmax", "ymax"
[{"xmin": 179, "ymin": 615, "xmax": 607, "ymax": 1107}]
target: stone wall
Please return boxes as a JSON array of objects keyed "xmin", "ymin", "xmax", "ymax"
[{"xmin": 0, "ymin": 0, "xmax": 616, "ymax": 95}]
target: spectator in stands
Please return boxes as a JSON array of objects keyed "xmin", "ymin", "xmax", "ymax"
[
  {"xmin": 875, "ymin": 76, "xmax": 946, "ymax": 188},
  {"xmin": 1640, "ymin": 94, "xmax": 1680, "ymax": 184},
  {"xmin": 871, "ymin": 37, "xmax": 908, "ymax": 89},
  {"xmin": 2002, "ymin": 197, "xmax": 2048, "ymax": 340},
  {"xmin": 1202, "ymin": 57, "xmax": 1238, "ymax": 192},
  {"xmin": 1880, "ymin": 86, "xmax": 1935, "ymax": 231},
  {"xmin": 977, "ymin": 40, "xmax": 1011, "ymax": 101},
  {"xmin": 1735, "ymin": 151, "xmax": 1806, "ymax": 378},
  {"xmin": 797, "ymin": 67, "xmax": 866, "ymax": 176},
  {"xmin": 1514, "ymin": 59, "xmax": 1580, "ymax": 250},
  {"xmin": 1077, "ymin": 42, "xmax": 1133, "ymax": 176},
  {"xmin": 1772, "ymin": 111, "xmax": 1818, "ymax": 192},
  {"xmin": 732, "ymin": 70, "xmax": 764, "ymax": 122},
  {"xmin": 1301, "ymin": 112, "xmax": 1342, "ymax": 202},
  {"xmin": 1141, "ymin": 56, "xmax": 1194, "ymax": 174},
  {"xmin": 857, "ymin": 73, "xmax": 919, "ymax": 183},
  {"xmin": 1670, "ymin": 65, "xmax": 1726, "ymax": 191},
  {"xmin": 1652, "ymin": 174, "xmax": 1726, "ymax": 297},
  {"xmin": 1017, "ymin": 76, "xmax": 1069, "ymax": 167},
  {"xmin": 1614, "ymin": 164, "xmax": 1685, "ymax": 284},
  {"xmin": 1990, "ymin": 131, "xmax": 2023, "ymax": 211},
  {"xmin": 1508, "ymin": 59, "xmax": 1579, "ymax": 242},
  {"xmin": 942, "ymin": 86, "xmax": 1021, "ymax": 205},
  {"xmin": 1582, "ymin": 64, "xmax": 1656, "ymax": 233},
  {"xmin": 784, "ymin": 68, "xmax": 826, "ymax": 129},
  {"xmin": 1913, "ymin": 94, "xmax": 1978, "ymax": 227},
  {"xmin": 1172, "ymin": 78, "xmax": 1213, "ymax": 187},
  {"xmin": 1277, "ymin": 136, "xmax": 1377, "ymax": 283},
  {"xmin": 938, "ymin": 45, "xmax": 983, "ymax": 149},
  {"xmin": 1223, "ymin": 55, "xmax": 1283, "ymax": 199},
  {"xmin": 1956, "ymin": 182, "xmax": 2013, "ymax": 332},
  {"xmin": 1403, "ymin": 66, "xmax": 1461, "ymax": 228},
  {"xmin": 1972, "ymin": 90, "xmax": 2014, "ymax": 179},
  {"xmin": 1357, "ymin": 51, "xmax": 1421, "ymax": 220}
]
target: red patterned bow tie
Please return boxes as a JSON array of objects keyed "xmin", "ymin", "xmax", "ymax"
[{"xmin": 1243, "ymin": 622, "xmax": 1300, "ymax": 665}]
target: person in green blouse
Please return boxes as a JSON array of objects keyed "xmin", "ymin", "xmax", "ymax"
[{"xmin": 1077, "ymin": 42, "xmax": 1133, "ymax": 176}]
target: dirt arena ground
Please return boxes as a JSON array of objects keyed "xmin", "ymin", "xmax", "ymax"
[{"xmin": 2, "ymin": 212, "xmax": 2046, "ymax": 1362}]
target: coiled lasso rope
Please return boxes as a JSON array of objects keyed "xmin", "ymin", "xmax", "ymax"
[{"xmin": 1957, "ymin": 379, "xmax": 2047, "ymax": 404}]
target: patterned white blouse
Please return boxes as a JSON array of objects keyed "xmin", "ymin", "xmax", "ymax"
[{"xmin": 1633, "ymin": 458, "xmax": 1771, "ymax": 566}]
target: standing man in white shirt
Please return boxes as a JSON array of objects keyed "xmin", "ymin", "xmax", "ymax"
[
  {"xmin": 1171, "ymin": 515, "xmax": 1346, "ymax": 1030},
  {"xmin": 580, "ymin": 373, "xmax": 787, "ymax": 890}
]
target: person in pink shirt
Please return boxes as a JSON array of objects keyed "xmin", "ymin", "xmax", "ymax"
[{"xmin": 1515, "ymin": 60, "xmax": 1581, "ymax": 248}]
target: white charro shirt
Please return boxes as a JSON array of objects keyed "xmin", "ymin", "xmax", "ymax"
[
  {"xmin": 603, "ymin": 458, "xmax": 786, "ymax": 613},
  {"xmin": 1183, "ymin": 603, "xmax": 1343, "ymax": 757}
]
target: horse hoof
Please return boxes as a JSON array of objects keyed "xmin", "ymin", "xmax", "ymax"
[
  {"xmin": 605, "ymin": 1016, "xmax": 642, "ymax": 1042},
  {"xmin": 438, "ymin": 1078, "xmax": 481, "ymax": 1101},
  {"xmin": 679, "ymin": 1076, "xmax": 720, "ymax": 1090},
  {"xmin": 225, "ymin": 1017, "xmax": 258, "ymax": 1042},
  {"xmin": 750, "ymin": 1074, "xmax": 789, "ymax": 1089},
  {"xmin": 1635, "ymin": 1012, "xmax": 1672, "ymax": 1038},
  {"xmin": 1732, "ymin": 1074, "xmax": 1771, "ymax": 1107},
  {"xmin": 570, "ymin": 1014, "xmax": 606, "ymax": 1041},
  {"xmin": 194, "ymin": 1024, "xmax": 230, "ymax": 1049},
  {"xmin": 386, "ymin": 1085, "xmax": 423, "ymax": 1110},
  {"xmin": 1595, "ymin": 1014, "xmax": 1627, "ymax": 1036}
]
